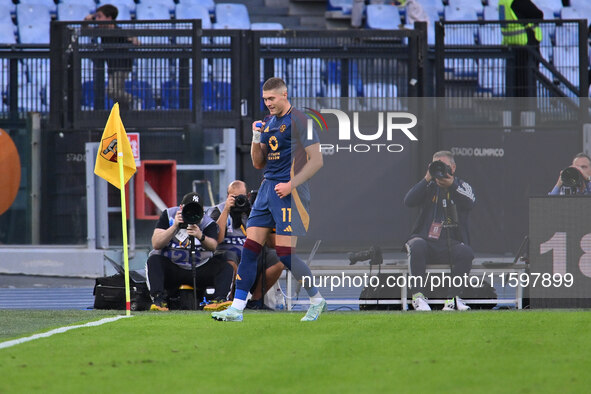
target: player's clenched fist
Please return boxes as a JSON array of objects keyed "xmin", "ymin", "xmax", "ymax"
[{"xmin": 252, "ymin": 120, "xmax": 265, "ymax": 143}]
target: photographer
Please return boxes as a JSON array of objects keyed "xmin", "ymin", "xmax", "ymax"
[
  {"xmin": 146, "ymin": 192, "xmax": 233, "ymax": 311},
  {"xmin": 548, "ymin": 153, "xmax": 591, "ymax": 196},
  {"xmin": 404, "ymin": 151, "xmax": 476, "ymax": 311},
  {"xmin": 206, "ymin": 180, "xmax": 285, "ymax": 310}
]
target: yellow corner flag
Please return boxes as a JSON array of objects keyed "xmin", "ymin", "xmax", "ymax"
[
  {"xmin": 94, "ymin": 103, "xmax": 137, "ymax": 189},
  {"xmin": 94, "ymin": 103, "xmax": 137, "ymax": 316}
]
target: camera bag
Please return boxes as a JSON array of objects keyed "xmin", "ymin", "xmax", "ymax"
[{"xmin": 93, "ymin": 273, "xmax": 152, "ymax": 311}]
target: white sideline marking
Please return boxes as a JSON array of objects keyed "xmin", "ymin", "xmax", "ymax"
[{"xmin": 0, "ymin": 315, "xmax": 132, "ymax": 350}]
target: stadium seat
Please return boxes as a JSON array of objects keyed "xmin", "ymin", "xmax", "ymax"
[
  {"xmin": 535, "ymin": 0, "xmax": 563, "ymax": 17},
  {"xmin": 18, "ymin": 82, "xmax": 46, "ymax": 112},
  {"xmin": 251, "ymin": 23, "xmax": 286, "ymax": 46},
  {"xmin": 477, "ymin": 58, "xmax": 505, "ymax": 96},
  {"xmin": 478, "ymin": 25, "xmax": 502, "ymax": 45},
  {"xmin": 175, "ymin": 4, "xmax": 211, "ymax": 27},
  {"xmin": 570, "ymin": 0, "xmax": 591, "ymax": 13},
  {"xmin": 177, "ymin": 0, "xmax": 215, "ymax": 14},
  {"xmin": 98, "ymin": 0, "xmax": 137, "ymax": 14},
  {"xmin": 16, "ymin": 4, "xmax": 51, "ymax": 27},
  {"xmin": 327, "ymin": 0, "xmax": 354, "ymax": 15},
  {"xmin": 540, "ymin": 29, "xmax": 553, "ymax": 62},
  {"xmin": 554, "ymin": 24, "xmax": 578, "ymax": 47},
  {"xmin": 60, "ymin": 0, "xmax": 96, "ymax": 13},
  {"xmin": 112, "ymin": 4, "xmax": 132, "ymax": 21},
  {"xmin": 57, "ymin": 3, "xmax": 92, "ymax": 21},
  {"xmin": 444, "ymin": 6, "xmax": 478, "ymax": 22},
  {"xmin": 363, "ymin": 82, "xmax": 398, "ymax": 110},
  {"xmin": 136, "ymin": 3, "xmax": 171, "ymax": 21},
  {"xmin": 561, "ymin": 6, "xmax": 591, "ymax": 25},
  {"xmin": 323, "ymin": 60, "xmax": 364, "ymax": 98},
  {"xmin": 138, "ymin": 0, "xmax": 176, "ymax": 15},
  {"xmin": 19, "ymin": 0, "xmax": 57, "ymax": 15},
  {"xmin": 0, "ymin": 0, "xmax": 16, "ymax": 16},
  {"xmin": 482, "ymin": 5, "xmax": 498, "ymax": 21},
  {"xmin": 366, "ymin": 4, "xmax": 401, "ymax": 29},
  {"xmin": 215, "ymin": 3, "xmax": 250, "ymax": 29},
  {"xmin": 553, "ymin": 46, "xmax": 579, "ymax": 87},
  {"xmin": 446, "ymin": 0, "xmax": 483, "ymax": 16},
  {"xmin": 0, "ymin": 22, "xmax": 17, "ymax": 44},
  {"xmin": 417, "ymin": 0, "xmax": 443, "ymax": 14},
  {"xmin": 18, "ymin": 23, "xmax": 50, "ymax": 44}
]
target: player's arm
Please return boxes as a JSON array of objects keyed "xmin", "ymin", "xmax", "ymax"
[
  {"xmin": 292, "ymin": 143, "xmax": 323, "ymax": 188},
  {"xmin": 275, "ymin": 143, "xmax": 323, "ymax": 198},
  {"xmin": 251, "ymin": 120, "xmax": 267, "ymax": 169}
]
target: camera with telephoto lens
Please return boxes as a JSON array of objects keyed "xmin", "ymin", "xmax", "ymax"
[
  {"xmin": 230, "ymin": 194, "xmax": 251, "ymax": 214},
  {"xmin": 428, "ymin": 160, "xmax": 453, "ymax": 180},
  {"xmin": 561, "ymin": 167, "xmax": 586, "ymax": 195},
  {"xmin": 348, "ymin": 246, "xmax": 383, "ymax": 266},
  {"xmin": 180, "ymin": 202, "xmax": 203, "ymax": 228}
]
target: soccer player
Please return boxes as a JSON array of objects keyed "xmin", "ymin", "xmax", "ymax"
[{"xmin": 212, "ymin": 77, "xmax": 325, "ymax": 322}]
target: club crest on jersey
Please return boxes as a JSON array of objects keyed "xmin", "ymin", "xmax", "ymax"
[
  {"xmin": 99, "ymin": 133, "xmax": 118, "ymax": 163},
  {"xmin": 280, "ymin": 124, "xmax": 287, "ymax": 133},
  {"xmin": 269, "ymin": 136, "xmax": 279, "ymax": 151}
]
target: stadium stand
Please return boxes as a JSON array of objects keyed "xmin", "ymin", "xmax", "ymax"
[
  {"xmin": 139, "ymin": 0, "xmax": 177, "ymax": 16},
  {"xmin": 251, "ymin": 22, "xmax": 286, "ymax": 45},
  {"xmin": 214, "ymin": 3, "xmax": 251, "ymax": 29},
  {"xmin": 18, "ymin": 23, "xmax": 51, "ymax": 45},
  {"xmin": 57, "ymin": 3, "xmax": 93, "ymax": 21},
  {"xmin": 446, "ymin": 0, "xmax": 483, "ymax": 16},
  {"xmin": 0, "ymin": 8, "xmax": 14, "ymax": 26},
  {"xmin": 419, "ymin": 0, "xmax": 443, "ymax": 14},
  {"xmin": 0, "ymin": 22, "xmax": 17, "ymax": 45},
  {"xmin": 0, "ymin": 0, "xmax": 16, "ymax": 16},
  {"xmin": 327, "ymin": 0, "xmax": 354, "ymax": 16},
  {"xmin": 366, "ymin": 4, "xmax": 401, "ymax": 30},
  {"xmin": 16, "ymin": 4, "xmax": 52, "ymax": 27},
  {"xmin": 96, "ymin": 1, "xmax": 134, "ymax": 19},
  {"xmin": 19, "ymin": 0, "xmax": 57, "ymax": 15},
  {"xmin": 175, "ymin": 3, "xmax": 212, "ymax": 27},
  {"xmin": 444, "ymin": 5, "xmax": 479, "ymax": 22},
  {"xmin": 136, "ymin": 3, "xmax": 171, "ymax": 21},
  {"xmin": 60, "ymin": 0, "xmax": 97, "ymax": 12},
  {"xmin": 98, "ymin": 0, "xmax": 137, "ymax": 14},
  {"xmin": 482, "ymin": 5, "xmax": 498, "ymax": 21},
  {"xmin": 535, "ymin": 0, "xmax": 563, "ymax": 17},
  {"xmin": 561, "ymin": 6, "xmax": 591, "ymax": 24},
  {"xmin": 177, "ymin": 0, "xmax": 215, "ymax": 14}
]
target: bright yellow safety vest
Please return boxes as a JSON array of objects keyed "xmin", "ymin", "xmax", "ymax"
[{"xmin": 499, "ymin": 0, "xmax": 542, "ymax": 45}]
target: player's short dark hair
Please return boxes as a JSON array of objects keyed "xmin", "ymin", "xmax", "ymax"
[
  {"xmin": 573, "ymin": 152, "xmax": 591, "ymax": 163},
  {"xmin": 262, "ymin": 77, "xmax": 287, "ymax": 92},
  {"xmin": 97, "ymin": 4, "xmax": 118, "ymax": 20}
]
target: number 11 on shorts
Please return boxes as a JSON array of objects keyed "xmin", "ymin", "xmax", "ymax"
[{"xmin": 282, "ymin": 207, "xmax": 291, "ymax": 223}]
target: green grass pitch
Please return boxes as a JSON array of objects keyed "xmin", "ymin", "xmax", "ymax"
[{"xmin": 1, "ymin": 310, "xmax": 590, "ymax": 393}]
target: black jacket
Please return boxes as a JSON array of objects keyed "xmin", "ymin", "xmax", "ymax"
[{"xmin": 404, "ymin": 177, "xmax": 476, "ymax": 245}]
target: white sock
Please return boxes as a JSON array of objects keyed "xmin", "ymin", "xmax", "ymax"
[
  {"xmin": 232, "ymin": 298, "xmax": 247, "ymax": 311},
  {"xmin": 309, "ymin": 294, "xmax": 324, "ymax": 306}
]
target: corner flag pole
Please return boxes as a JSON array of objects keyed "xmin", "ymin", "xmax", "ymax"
[
  {"xmin": 94, "ymin": 103, "xmax": 137, "ymax": 316},
  {"xmin": 117, "ymin": 143, "xmax": 132, "ymax": 317}
]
